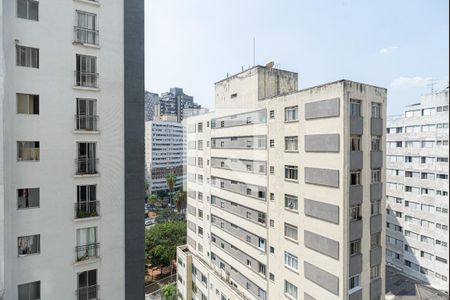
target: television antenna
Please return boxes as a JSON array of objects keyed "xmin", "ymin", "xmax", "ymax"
[{"xmin": 427, "ymin": 78, "xmax": 439, "ymax": 94}]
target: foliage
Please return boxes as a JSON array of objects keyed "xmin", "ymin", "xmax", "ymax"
[
  {"xmin": 144, "ymin": 221, "xmax": 186, "ymax": 268},
  {"xmin": 157, "ymin": 190, "xmax": 168, "ymax": 198},
  {"xmin": 174, "ymin": 189, "xmax": 187, "ymax": 212},
  {"xmin": 147, "ymin": 194, "xmax": 162, "ymax": 208},
  {"xmin": 165, "ymin": 172, "xmax": 177, "ymax": 204},
  {"xmin": 160, "ymin": 283, "xmax": 177, "ymax": 300},
  {"xmin": 155, "ymin": 208, "xmax": 184, "ymax": 224}
]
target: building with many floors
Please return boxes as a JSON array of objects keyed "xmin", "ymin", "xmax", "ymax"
[
  {"xmin": 385, "ymin": 88, "xmax": 449, "ymax": 292},
  {"xmin": 156, "ymin": 87, "xmax": 201, "ymax": 122},
  {"xmin": 0, "ymin": 0, "xmax": 144, "ymax": 299},
  {"xmin": 177, "ymin": 65, "xmax": 387, "ymax": 300},
  {"xmin": 144, "ymin": 91, "xmax": 160, "ymax": 121},
  {"xmin": 145, "ymin": 116, "xmax": 185, "ymax": 194}
]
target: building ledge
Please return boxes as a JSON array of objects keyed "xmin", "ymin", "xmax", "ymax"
[
  {"xmin": 72, "ymin": 41, "xmax": 101, "ymax": 49},
  {"xmin": 73, "ymin": 173, "xmax": 100, "ymax": 178},
  {"xmin": 73, "ymin": 216, "xmax": 101, "ymax": 222},
  {"xmin": 73, "ymin": 130, "xmax": 101, "ymax": 135},
  {"xmin": 73, "ymin": 257, "xmax": 101, "ymax": 267},
  {"xmin": 73, "ymin": 86, "xmax": 101, "ymax": 92},
  {"xmin": 73, "ymin": 0, "xmax": 101, "ymax": 7}
]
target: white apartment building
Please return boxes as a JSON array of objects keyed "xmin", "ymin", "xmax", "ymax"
[
  {"xmin": 385, "ymin": 88, "xmax": 449, "ymax": 292},
  {"xmin": 0, "ymin": 0, "xmax": 144, "ymax": 299},
  {"xmin": 177, "ymin": 66, "xmax": 387, "ymax": 300},
  {"xmin": 145, "ymin": 118, "xmax": 185, "ymax": 194}
]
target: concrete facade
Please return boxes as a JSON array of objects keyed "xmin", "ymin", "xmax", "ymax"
[
  {"xmin": 145, "ymin": 120, "xmax": 185, "ymax": 194},
  {"xmin": 177, "ymin": 66, "xmax": 387, "ymax": 300},
  {"xmin": 385, "ymin": 88, "xmax": 449, "ymax": 292},
  {"xmin": 156, "ymin": 87, "xmax": 201, "ymax": 122},
  {"xmin": 144, "ymin": 91, "xmax": 160, "ymax": 121},
  {"xmin": 0, "ymin": 0, "xmax": 144, "ymax": 299}
]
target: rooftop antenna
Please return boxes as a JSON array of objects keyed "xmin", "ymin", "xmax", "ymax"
[
  {"xmin": 253, "ymin": 37, "xmax": 255, "ymax": 66},
  {"xmin": 427, "ymin": 78, "xmax": 439, "ymax": 94}
]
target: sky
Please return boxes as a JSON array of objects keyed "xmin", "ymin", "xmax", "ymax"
[{"xmin": 145, "ymin": 0, "xmax": 449, "ymax": 115}]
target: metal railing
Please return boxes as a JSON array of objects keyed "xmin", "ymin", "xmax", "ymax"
[
  {"xmin": 75, "ymin": 243, "xmax": 100, "ymax": 261},
  {"xmin": 74, "ymin": 201, "xmax": 99, "ymax": 218},
  {"xmin": 76, "ymin": 284, "xmax": 99, "ymax": 300},
  {"xmin": 75, "ymin": 115, "xmax": 98, "ymax": 131},
  {"xmin": 75, "ymin": 158, "xmax": 98, "ymax": 175},
  {"xmin": 75, "ymin": 71, "xmax": 99, "ymax": 88},
  {"xmin": 74, "ymin": 26, "xmax": 99, "ymax": 45}
]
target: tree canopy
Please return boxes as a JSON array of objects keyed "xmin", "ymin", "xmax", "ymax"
[
  {"xmin": 160, "ymin": 283, "xmax": 177, "ymax": 300},
  {"xmin": 155, "ymin": 208, "xmax": 184, "ymax": 224}
]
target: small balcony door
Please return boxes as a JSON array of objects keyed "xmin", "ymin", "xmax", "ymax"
[
  {"xmin": 77, "ymin": 143, "xmax": 96, "ymax": 174},
  {"xmin": 77, "ymin": 269, "xmax": 98, "ymax": 300},
  {"xmin": 76, "ymin": 55, "xmax": 97, "ymax": 87},
  {"xmin": 77, "ymin": 227, "xmax": 97, "ymax": 259},
  {"xmin": 76, "ymin": 185, "xmax": 97, "ymax": 217},
  {"xmin": 76, "ymin": 98, "xmax": 96, "ymax": 130}
]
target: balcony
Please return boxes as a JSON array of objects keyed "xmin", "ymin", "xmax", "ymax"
[
  {"xmin": 75, "ymin": 115, "xmax": 98, "ymax": 131},
  {"xmin": 349, "ymin": 185, "xmax": 362, "ymax": 206},
  {"xmin": 76, "ymin": 285, "xmax": 99, "ymax": 300},
  {"xmin": 350, "ymin": 116, "xmax": 363, "ymax": 135},
  {"xmin": 350, "ymin": 151, "xmax": 363, "ymax": 171},
  {"xmin": 371, "ymin": 118, "xmax": 383, "ymax": 136},
  {"xmin": 75, "ymin": 71, "xmax": 99, "ymax": 88},
  {"xmin": 75, "ymin": 201, "xmax": 99, "ymax": 219},
  {"xmin": 76, "ymin": 243, "xmax": 99, "ymax": 261},
  {"xmin": 75, "ymin": 158, "xmax": 98, "ymax": 175},
  {"xmin": 370, "ymin": 151, "xmax": 383, "ymax": 168},
  {"xmin": 349, "ymin": 219, "xmax": 363, "ymax": 241},
  {"xmin": 74, "ymin": 26, "xmax": 99, "ymax": 45}
]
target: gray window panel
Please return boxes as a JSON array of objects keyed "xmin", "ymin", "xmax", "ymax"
[
  {"xmin": 370, "ymin": 150, "xmax": 383, "ymax": 169},
  {"xmin": 348, "ymin": 289, "xmax": 363, "ymax": 300},
  {"xmin": 304, "ymin": 293, "xmax": 316, "ymax": 300},
  {"xmin": 305, "ymin": 98, "xmax": 340, "ymax": 120},
  {"xmin": 350, "ymin": 116, "xmax": 363, "ymax": 135},
  {"xmin": 370, "ymin": 214, "xmax": 382, "ymax": 234},
  {"xmin": 349, "ymin": 219, "xmax": 362, "ymax": 241},
  {"xmin": 349, "ymin": 253, "xmax": 362, "ymax": 276},
  {"xmin": 304, "ymin": 261, "xmax": 339, "ymax": 296},
  {"xmin": 370, "ymin": 183, "xmax": 382, "ymax": 201},
  {"xmin": 370, "ymin": 277, "xmax": 382, "ymax": 298},
  {"xmin": 304, "ymin": 230, "xmax": 339, "ymax": 260},
  {"xmin": 304, "ymin": 199, "xmax": 339, "ymax": 224},
  {"xmin": 371, "ymin": 118, "xmax": 383, "ymax": 136},
  {"xmin": 350, "ymin": 151, "xmax": 363, "ymax": 171},
  {"xmin": 304, "ymin": 167, "xmax": 339, "ymax": 188},
  {"xmin": 349, "ymin": 185, "xmax": 363, "ymax": 206},
  {"xmin": 304, "ymin": 134, "xmax": 340, "ymax": 152},
  {"xmin": 370, "ymin": 246, "xmax": 382, "ymax": 267}
]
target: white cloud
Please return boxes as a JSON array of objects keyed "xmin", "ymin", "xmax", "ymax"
[
  {"xmin": 390, "ymin": 76, "xmax": 432, "ymax": 88},
  {"xmin": 379, "ymin": 46, "xmax": 399, "ymax": 54}
]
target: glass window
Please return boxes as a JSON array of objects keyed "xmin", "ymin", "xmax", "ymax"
[
  {"xmin": 350, "ymin": 171, "xmax": 361, "ymax": 185},
  {"xmin": 18, "ymin": 234, "xmax": 40, "ymax": 256},
  {"xmin": 349, "ymin": 274, "xmax": 361, "ymax": 292},
  {"xmin": 350, "ymin": 205, "xmax": 361, "ymax": 221},
  {"xmin": 285, "ymin": 136, "xmax": 298, "ymax": 151},
  {"xmin": 284, "ymin": 251, "xmax": 298, "ymax": 270},
  {"xmin": 284, "ymin": 106, "xmax": 298, "ymax": 122},
  {"xmin": 17, "ymin": 0, "xmax": 39, "ymax": 21},
  {"xmin": 371, "ymin": 169, "xmax": 381, "ymax": 183},
  {"xmin": 371, "ymin": 264, "xmax": 380, "ymax": 279},
  {"xmin": 350, "ymin": 100, "xmax": 361, "ymax": 116},
  {"xmin": 16, "ymin": 45, "xmax": 39, "ymax": 68},
  {"xmin": 284, "ymin": 223, "xmax": 298, "ymax": 241},
  {"xmin": 351, "ymin": 135, "xmax": 361, "ymax": 151},
  {"xmin": 350, "ymin": 240, "xmax": 361, "ymax": 255},
  {"xmin": 284, "ymin": 280, "xmax": 298, "ymax": 299},
  {"xmin": 284, "ymin": 194, "xmax": 298, "ymax": 211},
  {"xmin": 17, "ymin": 93, "xmax": 39, "ymax": 114},
  {"xmin": 18, "ymin": 281, "xmax": 40, "ymax": 300},
  {"xmin": 17, "ymin": 141, "xmax": 40, "ymax": 161},
  {"xmin": 284, "ymin": 165, "xmax": 298, "ymax": 180},
  {"xmin": 372, "ymin": 102, "xmax": 381, "ymax": 118},
  {"xmin": 75, "ymin": 10, "xmax": 98, "ymax": 45},
  {"xmin": 17, "ymin": 188, "xmax": 40, "ymax": 209},
  {"xmin": 371, "ymin": 136, "xmax": 381, "ymax": 151}
]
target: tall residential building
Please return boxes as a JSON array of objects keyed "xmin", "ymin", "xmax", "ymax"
[
  {"xmin": 0, "ymin": 0, "xmax": 144, "ymax": 299},
  {"xmin": 177, "ymin": 66, "xmax": 387, "ymax": 300},
  {"xmin": 385, "ymin": 88, "xmax": 449, "ymax": 292},
  {"xmin": 145, "ymin": 117, "xmax": 185, "ymax": 194},
  {"xmin": 144, "ymin": 91, "xmax": 160, "ymax": 121},
  {"xmin": 156, "ymin": 87, "xmax": 201, "ymax": 122}
]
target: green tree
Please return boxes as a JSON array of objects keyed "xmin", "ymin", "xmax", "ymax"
[
  {"xmin": 147, "ymin": 194, "xmax": 162, "ymax": 210},
  {"xmin": 165, "ymin": 172, "xmax": 177, "ymax": 205},
  {"xmin": 155, "ymin": 208, "xmax": 184, "ymax": 224},
  {"xmin": 145, "ymin": 221, "xmax": 186, "ymax": 274},
  {"xmin": 160, "ymin": 283, "xmax": 176, "ymax": 300},
  {"xmin": 174, "ymin": 189, "xmax": 187, "ymax": 213}
]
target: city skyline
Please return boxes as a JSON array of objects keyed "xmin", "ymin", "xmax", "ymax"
[{"xmin": 145, "ymin": 0, "xmax": 449, "ymax": 115}]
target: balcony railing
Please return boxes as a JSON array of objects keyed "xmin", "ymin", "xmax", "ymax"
[
  {"xmin": 74, "ymin": 26, "xmax": 99, "ymax": 45},
  {"xmin": 75, "ymin": 71, "xmax": 99, "ymax": 88},
  {"xmin": 75, "ymin": 158, "xmax": 98, "ymax": 175},
  {"xmin": 76, "ymin": 284, "xmax": 99, "ymax": 300},
  {"xmin": 75, "ymin": 201, "xmax": 99, "ymax": 218},
  {"xmin": 76, "ymin": 243, "xmax": 99, "ymax": 261},
  {"xmin": 75, "ymin": 115, "xmax": 98, "ymax": 131}
]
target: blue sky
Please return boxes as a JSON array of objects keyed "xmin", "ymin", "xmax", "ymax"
[{"xmin": 145, "ymin": 0, "xmax": 449, "ymax": 115}]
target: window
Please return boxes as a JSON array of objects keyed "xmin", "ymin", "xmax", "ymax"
[
  {"xmin": 349, "ymin": 205, "xmax": 361, "ymax": 221},
  {"xmin": 284, "ymin": 165, "xmax": 298, "ymax": 180},
  {"xmin": 18, "ymin": 234, "xmax": 40, "ymax": 256},
  {"xmin": 349, "ymin": 274, "xmax": 361, "ymax": 293},
  {"xmin": 17, "ymin": 93, "xmax": 39, "ymax": 114},
  {"xmin": 76, "ymin": 98, "xmax": 97, "ymax": 131},
  {"xmin": 350, "ymin": 240, "xmax": 361, "ymax": 256},
  {"xmin": 17, "ymin": 188, "xmax": 40, "ymax": 209},
  {"xmin": 371, "ymin": 136, "xmax": 381, "ymax": 151},
  {"xmin": 258, "ymin": 238, "xmax": 266, "ymax": 251},
  {"xmin": 75, "ymin": 54, "xmax": 97, "ymax": 88},
  {"xmin": 284, "ymin": 106, "xmax": 298, "ymax": 122},
  {"xmin": 269, "ymin": 273, "xmax": 275, "ymax": 281},
  {"xmin": 269, "ymin": 110, "xmax": 275, "ymax": 119},
  {"xmin": 77, "ymin": 269, "xmax": 98, "ymax": 300},
  {"xmin": 371, "ymin": 169, "xmax": 381, "ymax": 183},
  {"xmin": 372, "ymin": 102, "xmax": 381, "ymax": 118},
  {"xmin": 258, "ymin": 263, "xmax": 266, "ymax": 276},
  {"xmin": 269, "ymin": 166, "xmax": 274, "ymax": 174},
  {"xmin": 350, "ymin": 100, "xmax": 361, "ymax": 116},
  {"xmin": 197, "ymin": 122, "xmax": 203, "ymax": 133},
  {"xmin": 351, "ymin": 135, "xmax": 361, "ymax": 151},
  {"xmin": 75, "ymin": 11, "xmax": 98, "ymax": 45},
  {"xmin": 284, "ymin": 223, "xmax": 298, "ymax": 241},
  {"xmin": 284, "ymin": 194, "xmax": 298, "ymax": 211},
  {"xmin": 18, "ymin": 281, "xmax": 40, "ymax": 300},
  {"xmin": 16, "ymin": 45, "xmax": 39, "ymax": 68},
  {"xmin": 17, "ymin": 141, "xmax": 39, "ymax": 161},
  {"xmin": 284, "ymin": 251, "xmax": 298, "ymax": 271},
  {"xmin": 76, "ymin": 142, "xmax": 97, "ymax": 174},
  {"xmin": 371, "ymin": 264, "xmax": 380, "ymax": 279},
  {"xmin": 17, "ymin": 0, "xmax": 38, "ymax": 21},
  {"xmin": 269, "ymin": 219, "xmax": 274, "ymax": 227},
  {"xmin": 257, "ymin": 212, "xmax": 266, "ymax": 224},
  {"xmin": 284, "ymin": 280, "xmax": 298, "ymax": 299},
  {"xmin": 270, "ymin": 193, "xmax": 274, "ymax": 201},
  {"xmin": 350, "ymin": 171, "xmax": 361, "ymax": 185},
  {"xmin": 76, "ymin": 227, "xmax": 98, "ymax": 261},
  {"xmin": 285, "ymin": 136, "xmax": 298, "ymax": 151}
]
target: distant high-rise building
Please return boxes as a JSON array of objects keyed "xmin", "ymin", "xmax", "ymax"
[
  {"xmin": 385, "ymin": 88, "xmax": 449, "ymax": 292},
  {"xmin": 156, "ymin": 87, "xmax": 201, "ymax": 122},
  {"xmin": 177, "ymin": 66, "xmax": 387, "ymax": 300},
  {"xmin": 145, "ymin": 118, "xmax": 185, "ymax": 194},
  {"xmin": 145, "ymin": 91, "xmax": 160, "ymax": 121},
  {"xmin": 0, "ymin": 0, "xmax": 144, "ymax": 299}
]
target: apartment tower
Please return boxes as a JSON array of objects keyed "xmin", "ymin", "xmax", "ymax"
[
  {"xmin": 177, "ymin": 66, "xmax": 387, "ymax": 300},
  {"xmin": 0, "ymin": 0, "xmax": 144, "ymax": 299},
  {"xmin": 385, "ymin": 88, "xmax": 449, "ymax": 291}
]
